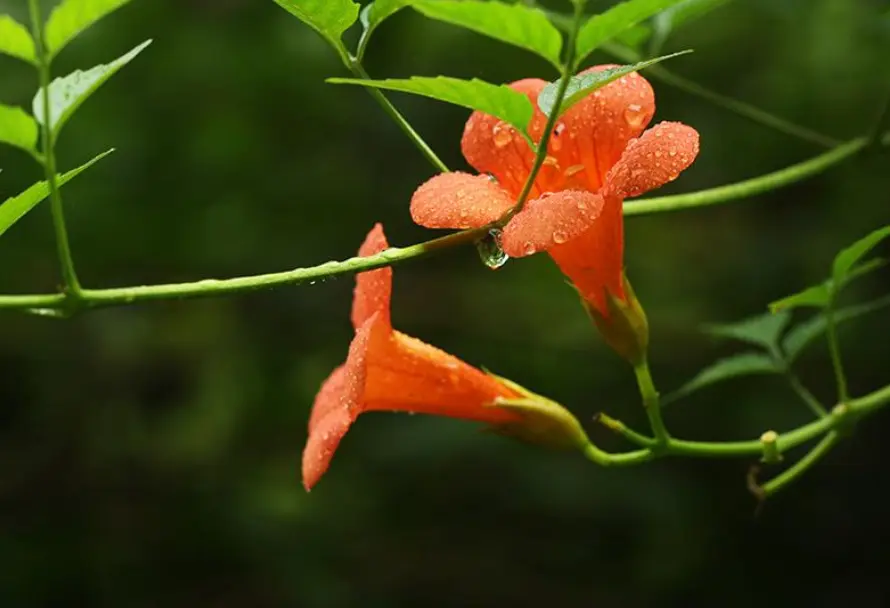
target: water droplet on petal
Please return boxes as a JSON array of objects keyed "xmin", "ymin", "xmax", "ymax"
[
  {"xmin": 668, "ymin": 147, "xmax": 677, "ymax": 157},
  {"xmin": 624, "ymin": 103, "xmax": 645, "ymax": 128},
  {"xmin": 553, "ymin": 230, "xmax": 568, "ymax": 244},
  {"xmin": 475, "ymin": 228, "xmax": 509, "ymax": 270},
  {"xmin": 576, "ymin": 199, "xmax": 588, "ymax": 211},
  {"xmin": 522, "ymin": 241, "xmax": 537, "ymax": 256},
  {"xmin": 543, "ymin": 155, "xmax": 560, "ymax": 168},
  {"xmin": 492, "ymin": 122, "xmax": 513, "ymax": 148},
  {"xmin": 551, "ymin": 122, "xmax": 566, "ymax": 151}
]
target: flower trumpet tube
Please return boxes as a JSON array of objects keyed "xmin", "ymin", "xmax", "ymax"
[{"xmin": 302, "ymin": 224, "xmax": 589, "ymax": 490}]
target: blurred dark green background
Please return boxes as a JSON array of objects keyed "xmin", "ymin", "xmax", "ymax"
[{"xmin": 2, "ymin": 0, "xmax": 890, "ymax": 605}]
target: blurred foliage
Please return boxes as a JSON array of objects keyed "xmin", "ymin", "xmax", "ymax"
[{"xmin": 1, "ymin": 0, "xmax": 890, "ymax": 606}]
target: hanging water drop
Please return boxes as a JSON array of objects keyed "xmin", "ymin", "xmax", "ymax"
[
  {"xmin": 624, "ymin": 103, "xmax": 645, "ymax": 128},
  {"xmin": 553, "ymin": 230, "xmax": 568, "ymax": 244},
  {"xmin": 475, "ymin": 228, "xmax": 509, "ymax": 269}
]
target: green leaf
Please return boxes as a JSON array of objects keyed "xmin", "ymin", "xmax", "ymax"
[
  {"xmin": 663, "ymin": 0, "xmax": 730, "ymax": 27},
  {"xmin": 45, "ymin": 0, "xmax": 134, "ymax": 58},
  {"xmin": 576, "ymin": 0, "xmax": 687, "ymax": 67},
  {"xmin": 358, "ymin": 0, "xmax": 412, "ymax": 58},
  {"xmin": 664, "ymin": 352, "xmax": 781, "ymax": 404},
  {"xmin": 0, "ymin": 149, "xmax": 114, "ymax": 238},
  {"xmin": 769, "ymin": 283, "xmax": 831, "ymax": 313},
  {"xmin": 327, "ymin": 75, "xmax": 534, "ymax": 132},
  {"xmin": 769, "ymin": 255, "xmax": 887, "ymax": 313},
  {"xmin": 649, "ymin": 0, "xmax": 729, "ymax": 53},
  {"xmin": 411, "ymin": 0, "xmax": 563, "ymax": 69},
  {"xmin": 703, "ymin": 309, "xmax": 791, "ymax": 352},
  {"xmin": 0, "ymin": 14, "xmax": 36, "ymax": 64},
  {"xmin": 0, "ymin": 105, "xmax": 39, "ymax": 155},
  {"xmin": 32, "ymin": 40, "xmax": 151, "ymax": 136},
  {"xmin": 832, "ymin": 225, "xmax": 890, "ymax": 285},
  {"xmin": 537, "ymin": 51, "xmax": 690, "ymax": 117},
  {"xmin": 272, "ymin": 0, "xmax": 360, "ymax": 57},
  {"xmin": 782, "ymin": 294, "xmax": 890, "ymax": 363},
  {"xmin": 361, "ymin": 0, "xmax": 411, "ymax": 36},
  {"xmin": 614, "ymin": 23, "xmax": 653, "ymax": 50}
]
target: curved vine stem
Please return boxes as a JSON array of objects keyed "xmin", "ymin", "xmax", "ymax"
[
  {"xmin": 593, "ymin": 384, "xmax": 888, "ymax": 463},
  {"xmin": 0, "ymin": 135, "xmax": 876, "ymax": 313}
]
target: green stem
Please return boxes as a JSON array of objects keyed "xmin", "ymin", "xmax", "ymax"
[
  {"xmin": 507, "ymin": 0, "xmax": 584, "ymax": 217},
  {"xmin": 582, "ymin": 442, "xmax": 653, "ymax": 467},
  {"xmin": 69, "ymin": 226, "xmax": 486, "ymax": 309},
  {"xmin": 28, "ymin": 0, "xmax": 82, "ymax": 300},
  {"xmin": 625, "ymin": 137, "xmax": 869, "ymax": 216},
  {"xmin": 634, "ymin": 360, "xmax": 670, "ymax": 445},
  {"xmin": 825, "ymin": 294, "xmax": 850, "ymax": 403},
  {"xmin": 347, "ymin": 61, "xmax": 449, "ymax": 173},
  {"xmin": 600, "ymin": 42, "xmax": 839, "ymax": 148},
  {"xmin": 0, "ymin": 136, "xmax": 873, "ymax": 312},
  {"xmin": 595, "ymin": 412, "xmax": 656, "ymax": 447},
  {"xmin": 758, "ymin": 431, "xmax": 840, "ymax": 497},
  {"xmin": 602, "ymin": 384, "xmax": 890, "ymax": 458},
  {"xmin": 787, "ymin": 370, "xmax": 828, "ymax": 418}
]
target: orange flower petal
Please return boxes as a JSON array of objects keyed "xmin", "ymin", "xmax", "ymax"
[
  {"xmin": 604, "ymin": 121, "xmax": 700, "ymax": 199},
  {"xmin": 362, "ymin": 330, "xmax": 521, "ymax": 424},
  {"xmin": 302, "ymin": 403, "xmax": 354, "ymax": 491},
  {"xmin": 461, "ymin": 78, "xmax": 548, "ymax": 198},
  {"xmin": 301, "ymin": 313, "xmax": 383, "ymax": 490},
  {"xmin": 351, "ymin": 224, "xmax": 392, "ymax": 331},
  {"xmin": 308, "ymin": 365, "xmax": 347, "ymax": 434},
  {"xmin": 533, "ymin": 66, "xmax": 655, "ymax": 193},
  {"xmin": 410, "ymin": 172, "xmax": 515, "ymax": 229},
  {"xmin": 545, "ymin": 195, "xmax": 625, "ymax": 315},
  {"xmin": 302, "ymin": 364, "xmax": 361, "ymax": 491},
  {"xmin": 501, "ymin": 190, "xmax": 604, "ymax": 257}
]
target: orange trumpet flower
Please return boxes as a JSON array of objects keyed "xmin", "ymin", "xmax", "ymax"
[
  {"xmin": 410, "ymin": 66, "xmax": 700, "ymax": 316},
  {"xmin": 302, "ymin": 224, "xmax": 526, "ymax": 490}
]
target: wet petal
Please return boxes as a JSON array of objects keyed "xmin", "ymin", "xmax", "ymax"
[
  {"xmin": 461, "ymin": 78, "xmax": 548, "ymax": 198},
  {"xmin": 534, "ymin": 66, "xmax": 655, "ymax": 193},
  {"xmin": 546, "ymin": 195, "xmax": 625, "ymax": 315},
  {"xmin": 410, "ymin": 172, "xmax": 515, "ymax": 229},
  {"xmin": 501, "ymin": 190, "xmax": 604, "ymax": 257},
  {"xmin": 302, "ymin": 402, "xmax": 354, "ymax": 491},
  {"xmin": 302, "ymin": 359, "xmax": 365, "ymax": 490},
  {"xmin": 362, "ymin": 330, "xmax": 521, "ymax": 424},
  {"xmin": 351, "ymin": 224, "xmax": 393, "ymax": 331},
  {"xmin": 604, "ymin": 121, "xmax": 700, "ymax": 198},
  {"xmin": 308, "ymin": 365, "xmax": 348, "ymax": 434}
]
